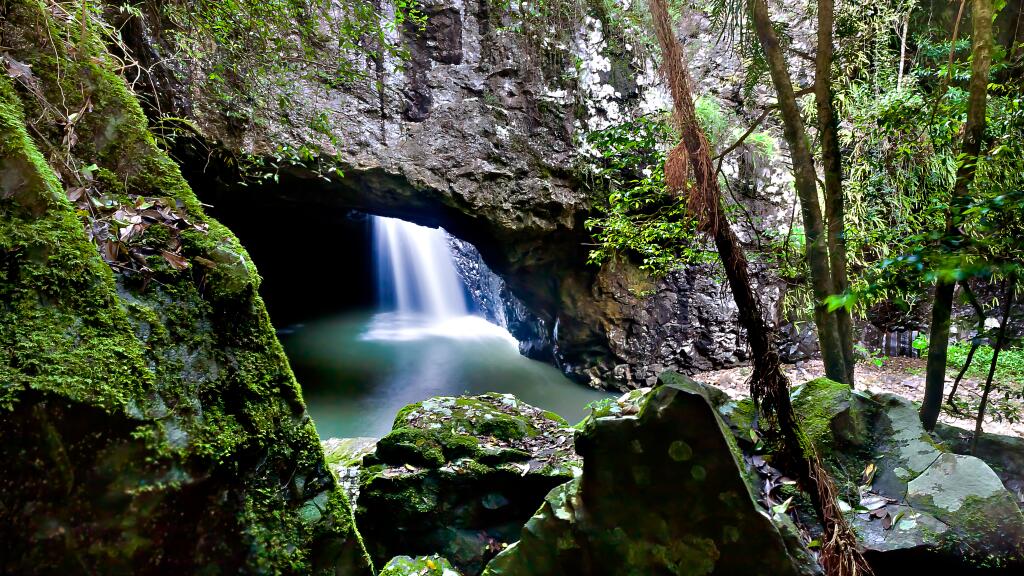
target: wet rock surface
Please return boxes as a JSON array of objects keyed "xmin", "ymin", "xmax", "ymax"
[
  {"xmin": 448, "ymin": 236, "xmax": 553, "ymax": 361},
  {"xmin": 356, "ymin": 393, "xmax": 580, "ymax": 575}
]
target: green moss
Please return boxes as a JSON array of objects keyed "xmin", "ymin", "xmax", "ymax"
[
  {"xmin": 0, "ymin": 2, "xmax": 366, "ymax": 572},
  {"xmin": 541, "ymin": 410, "xmax": 569, "ymax": 426},
  {"xmin": 377, "ymin": 428, "xmax": 448, "ymax": 467},
  {"xmin": 789, "ymin": 378, "xmax": 852, "ymax": 449},
  {"xmin": 380, "ymin": 554, "xmax": 459, "ymax": 575},
  {"xmin": 0, "ymin": 74, "xmax": 152, "ymax": 412}
]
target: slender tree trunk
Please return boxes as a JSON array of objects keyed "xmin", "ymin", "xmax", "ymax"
[
  {"xmin": 897, "ymin": 9, "xmax": 912, "ymax": 91},
  {"xmin": 921, "ymin": 0, "xmax": 994, "ymax": 431},
  {"xmin": 815, "ymin": 0, "xmax": 855, "ymax": 386},
  {"xmin": 749, "ymin": 0, "xmax": 848, "ymax": 385},
  {"xmin": 947, "ymin": 282, "xmax": 985, "ymax": 406},
  {"xmin": 649, "ymin": 3, "xmax": 871, "ymax": 574},
  {"xmin": 972, "ymin": 276, "xmax": 1015, "ymax": 454}
]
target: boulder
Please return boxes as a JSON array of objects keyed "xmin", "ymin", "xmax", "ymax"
[
  {"xmin": 381, "ymin": 555, "xmax": 463, "ymax": 576},
  {"xmin": 0, "ymin": 5, "xmax": 370, "ymax": 573},
  {"xmin": 935, "ymin": 423, "xmax": 1024, "ymax": 510},
  {"xmin": 483, "ymin": 372, "xmax": 814, "ymax": 576},
  {"xmin": 357, "ymin": 394, "xmax": 580, "ymax": 575},
  {"xmin": 778, "ymin": 381, "xmax": 1024, "ymax": 572}
]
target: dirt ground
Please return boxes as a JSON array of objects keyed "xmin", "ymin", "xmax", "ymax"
[{"xmin": 693, "ymin": 357, "xmax": 1024, "ymax": 438}]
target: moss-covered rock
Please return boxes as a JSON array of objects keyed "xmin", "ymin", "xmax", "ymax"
[
  {"xmin": 790, "ymin": 377, "xmax": 871, "ymax": 451},
  {"xmin": 482, "ymin": 372, "xmax": 813, "ymax": 576},
  {"xmin": 357, "ymin": 393, "xmax": 580, "ymax": 575},
  {"xmin": 787, "ymin": 383, "xmax": 1024, "ymax": 572},
  {"xmin": 0, "ymin": 2, "xmax": 369, "ymax": 573},
  {"xmin": 380, "ymin": 554, "xmax": 462, "ymax": 576}
]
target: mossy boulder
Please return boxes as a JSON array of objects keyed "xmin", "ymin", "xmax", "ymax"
[
  {"xmin": 482, "ymin": 372, "xmax": 813, "ymax": 576},
  {"xmin": 0, "ymin": 2, "xmax": 369, "ymax": 573},
  {"xmin": 380, "ymin": 554, "xmax": 462, "ymax": 576},
  {"xmin": 790, "ymin": 377, "xmax": 871, "ymax": 451},
  {"xmin": 788, "ymin": 384, "xmax": 1024, "ymax": 572},
  {"xmin": 357, "ymin": 393, "xmax": 579, "ymax": 575}
]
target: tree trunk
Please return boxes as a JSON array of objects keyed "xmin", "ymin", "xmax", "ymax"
[
  {"xmin": 897, "ymin": 9, "xmax": 912, "ymax": 91},
  {"xmin": 972, "ymin": 276, "xmax": 1015, "ymax": 454},
  {"xmin": 815, "ymin": 0, "xmax": 855, "ymax": 386},
  {"xmin": 947, "ymin": 282, "xmax": 985, "ymax": 407},
  {"xmin": 921, "ymin": 0, "xmax": 994, "ymax": 431},
  {"xmin": 749, "ymin": 0, "xmax": 848, "ymax": 385},
  {"xmin": 649, "ymin": 2, "xmax": 871, "ymax": 574}
]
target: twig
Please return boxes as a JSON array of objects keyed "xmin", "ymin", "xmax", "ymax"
[{"xmin": 714, "ymin": 107, "xmax": 772, "ymax": 174}]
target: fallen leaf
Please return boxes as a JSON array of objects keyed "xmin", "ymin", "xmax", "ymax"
[
  {"xmin": 102, "ymin": 240, "xmax": 121, "ymax": 263},
  {"xmin": 161, "ymin": 250, "xmax": 189, "ymax": 271},
  {"xmin": 3, "ymin": 54, "xmax": 33, "ymax": 81},
  {"xmin": 861, "ymin": 462, "xmax": 877, "ymax": 486},
  {"xmin": 887, "ymin": 511, "xmax": 904, "ymax": 531},
  {"xmin": 881, "ymin": 512, "xmax": 894, "ymax": 530},
  {"xmin": 859, "ymin": 495, "xmax": 888, "ymax": 511}
]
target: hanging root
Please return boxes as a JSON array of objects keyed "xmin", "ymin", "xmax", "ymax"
[
  {"xmin": 751, "ymin": 357, "xmax": 874, "ymax": 576},
  {"xmin": 666, "ymin": 142, "xmax": 690, "ymax": 194},
  {"xmin": 810, "ymin": 450, "xmax": 874, "ymax": 576}
]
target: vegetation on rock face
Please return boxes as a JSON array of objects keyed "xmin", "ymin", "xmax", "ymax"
[
  {"xmin": 582, "ymin": 0, "xmax": 1023, "ymax": 438},
  {"xmin": 381, "ymin": 554, "xmax": 462, "ymax": 576},
  {"xmin": 0, "ymin": 1, "xmax": 370, "ymax": 573}
]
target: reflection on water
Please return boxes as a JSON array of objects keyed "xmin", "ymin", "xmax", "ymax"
[{"xmin": 281, "ymin": 310, "xmax": 611, "ymax": 439}]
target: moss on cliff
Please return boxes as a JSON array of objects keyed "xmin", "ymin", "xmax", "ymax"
[{"xmin": 0, "ymin": 1, "xmax": 368, "ymax": 573}]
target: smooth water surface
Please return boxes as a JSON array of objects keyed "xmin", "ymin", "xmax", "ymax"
[{"xmin": 281, "ymin": 311, "xmax": 610, "ymax": 438}]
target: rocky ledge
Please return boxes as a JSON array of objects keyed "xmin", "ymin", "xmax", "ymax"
[{"xmin": 719, "ymin": 378, "xmax": 1024, "ymax": 573}]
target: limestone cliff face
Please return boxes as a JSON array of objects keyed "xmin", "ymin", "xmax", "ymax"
[{"xmin": 121, "ymin": 0, "xmax": 796, "ymax": 388}]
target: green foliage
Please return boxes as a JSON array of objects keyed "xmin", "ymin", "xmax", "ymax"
[
  {"xmin": 945, "ymin": 343, "xmax": 1024, "ymax": 425},
  {"xmin": 947, "ymin": 342, "xmax": 1024, "ymax": 386},
  {"xmin": 834, "ymin": 3, "xmax": 1024, "ymax": 318},
  {"xmin": 695, "ymin": 96, "xmax": 730, "ymax": 149},
  {"xmin": 581, "ymin": 114, "xmax": 712, "ymax": 273}
]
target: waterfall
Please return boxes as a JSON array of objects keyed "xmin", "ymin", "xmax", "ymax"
[
  {"xmin": 372, "ymin": 216, "xmax": 468, "ymax": 318},
  {"xmin": 364, "ymin": 215, "xmax": 516, "ymax": 347}
]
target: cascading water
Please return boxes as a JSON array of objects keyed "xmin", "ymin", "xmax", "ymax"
[
  {"xmin": 278, "ymin": 214, "xmax": 610, "ymax": 438},
  {"xmin": 363, "ymin": 216, "xmax": 517, "ymax": 343},
  {"xmin": 373, "ymin": 216, "xmax": 468, "ymax": 317}
]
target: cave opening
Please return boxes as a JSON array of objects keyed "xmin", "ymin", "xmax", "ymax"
[{"xmin": 184, "ymin": 163, "xmax": 609, "ymax": 439}]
